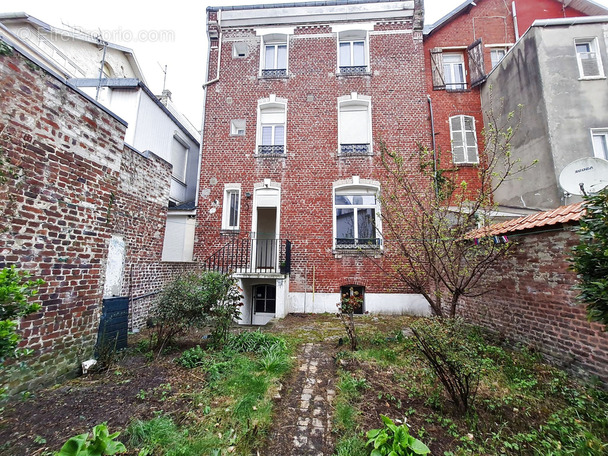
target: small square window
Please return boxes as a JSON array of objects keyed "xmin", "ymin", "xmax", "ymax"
[
  {"xmin": 231, "ymin": 119, "xmax": 246, "ymax": 136},
  {"xmin": 232, "ymin": 42, "xmax": 248, "ymax": 58}
]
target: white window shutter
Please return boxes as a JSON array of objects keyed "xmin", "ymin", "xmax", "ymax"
[
  {"xmin": 450, "ymin": 116, "xmax": 466, "ymax": 164},
  {"xmin": 340, "ymin": 104, "xmax": 369, "ymax": 144}
]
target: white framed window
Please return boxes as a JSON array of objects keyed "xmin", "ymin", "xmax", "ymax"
[
  {"xmin": 222, "ymin": 185, "xmax": 241, "ymax": 230},
  {"xmin": 450, "ymin": 115, "xmax": 479, "ymax": 164},
  {"xmin": 575, "ymin": 38, "xmax": 604, "ymax": 79},
  {"xmin": 591, "ymin": 129, "xmax": 608, "ymax": 160},
  {"xmin": 443, "ymin": 53, "xmax": 466, "ymax": 91},
  {"xmin": 260, "ymin": 34, "xmax": 288, "ymax": 78},
  {"xmin": 171, "ymin": 136, "xmax": 189, "ymax": 182},
  {"xmin": 338, "ymin": 93, "xmax": 372, "ymax": 155},
  {"xmin": 333, "ymin": 181, "xmax": 381, "ymax": 249},
  {"xmin": 338, "ymin": 30, "xmax": 369, "ymax": 74},
  {"xmin": 231, "ymin": 119, "xmax": 246, "ymax": 136},
  {"xmin": 257, "ymin": 95, "xmax": 287, "ymax": 154},
  {"xmin": 490, "ymin": 48, "xmax": 507, "ymax": 68}
]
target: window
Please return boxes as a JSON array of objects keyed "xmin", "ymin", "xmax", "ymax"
[
  {"xmin": 338, "ymin": 30, "xmax": 368, "ymax": 74},
  {"xmin": 338, "ymin": 93, "xmax": 372, "ymax": 155},
  {"xmin": 232, "ymin": 42, "xmax": 248, "ymax": 58},
  {"xmin": 450, "ymin": 115, "xmax": 479, "ymax": 164},
  {"xmin": 222, "ymin": 186, "xmax": 241, "ymax": 230},
  {"xmin": 171, "ymin": 137, "xmax": 188, "ymax": 182},
  {"xmin": 490, "ymin": 48, "xmax": 506, "ymax": 68},
  {"xmin": 231, "ymin": 119, "xmax": 246, "ymax": 136},
  {"xmin": 257, "ymin": 96, "xmax": 286, "ymax": 154},
  {"xmin": 340, "ymin": 285, "xmax": 364, "ymax": 314},
  {"xmin": 334, "ymin": 184, "xmax": 380, "ymax": 249},
  {"xmin": 591, "ymin": 129, "xmax": 608, "ymax": 160},
  {"xmin": 443, "ymin": 53, "xmax": 466, "ymax": 91},
  {"xmin": 253, "ymin": 284, "xmax": 276, "ymax": 314},
  {"xmin": 261, "ymin": 34, "xmax": 287, "ymax": 78},
  {"xmin": 575, "ymin": 38, "xmax": 604, "ymax": 79}
]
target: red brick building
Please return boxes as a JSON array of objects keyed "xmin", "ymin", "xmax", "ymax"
[
  {"xmin": 198, "ymin": 0, "xmax": 432, "ymax": 324},
  {"xmin": 422, "ymin": 0, "xmax": 605, "ymax": 210}
]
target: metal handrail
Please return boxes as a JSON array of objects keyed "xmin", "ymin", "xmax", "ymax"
[{"xmin": 204, "ymin": 237, "xmax": 291, "ymax": 275}]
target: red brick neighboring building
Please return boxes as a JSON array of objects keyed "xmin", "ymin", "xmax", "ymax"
[{"xmin": 198, "ymin": 0, "xmax": 432, "ymax": 324}]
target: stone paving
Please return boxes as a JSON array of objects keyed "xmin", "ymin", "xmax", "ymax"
[{"xmin": 263, "ymin": 342, "xmax": 336, "ymax": 456}]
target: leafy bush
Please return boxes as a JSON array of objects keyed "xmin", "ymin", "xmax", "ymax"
[
  {"xmin": 571, "ymin": 187, "xmax": 608, "ymax": 328},
  {"xmin": 410, "ymin": 318, "xmax": 487, "ymax": 414},
  {"xmin": 366, "ymin": 415, "xmax": 430, "ymax": 456},
  {"xmin": 0, "ymin": 265, "xmax": 44, "ymax": 362},
  {"xmin": 176, "ymin": 345, "xmax": 207, "ymax": 368},
  {"xmin": 151, "ymin": 271, "xmax": 242, "ymax": 351},
  {"xmin": 55, "ymin": 423, "xmax": 126, "ymax": 456}
]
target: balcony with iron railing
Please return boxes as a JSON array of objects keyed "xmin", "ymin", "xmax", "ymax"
[{"xmin": 204, "ymin": 237, "xmax": 291, "ymax": 276}]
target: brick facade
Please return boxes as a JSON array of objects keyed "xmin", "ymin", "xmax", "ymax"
[
  {"xmin": 460, "ymin": 228, "xmax": 608, "ymax": 383},
  {"xmin": 197, "ymin": 3, "xmax": 431, "ymax": 317},
  {"xmin": 0, "ymin": 42, "xmax": 196, "ymax": 394}
]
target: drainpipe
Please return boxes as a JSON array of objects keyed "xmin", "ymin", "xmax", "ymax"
[
  {"xmin": 196, "ymin": 10, "xmax": 222, "ymax": 210},
  {"xmin": 427, "ymin": 95, "xmax": 439, "ymax": 199},
  {"xmin": 512, "ymin": 1, "xmax": 520, "ymax": 41}
]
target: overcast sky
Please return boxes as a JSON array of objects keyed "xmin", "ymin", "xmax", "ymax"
[{"xmin": 2, "ymin": 0, "xmax": 608, "ymax": 129}]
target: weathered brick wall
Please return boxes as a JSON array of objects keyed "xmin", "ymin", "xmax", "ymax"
[
  {"xmin": 0, "ymin": 42, "xmax": 126, "ymax": 394},
  {"xmin": 198, "ymin": 19, "xmax": 430, "ymax": 295},
  {"xmin": 460, "ymin": 228, "xmax": 608, "ymax": 383}
]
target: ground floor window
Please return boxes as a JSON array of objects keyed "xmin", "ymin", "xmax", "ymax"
[
  {"xmin": 340, "ymin": 285, "xmax": 364, "ymax": 314},
  {"xmin": 253, "ymin": 284, "xmax": 276, "ymax": 314}
]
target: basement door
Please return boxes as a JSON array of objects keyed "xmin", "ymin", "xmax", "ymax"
[{"xmin": 253, "ymin": 284, "xmax": 276, "ymax": 323}]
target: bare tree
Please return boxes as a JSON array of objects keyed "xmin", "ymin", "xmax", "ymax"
[{"xmin": 377, "ymin": 100, "xmax": 534, "ymax": 317}]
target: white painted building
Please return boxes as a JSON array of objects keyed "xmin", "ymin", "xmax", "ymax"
[{"xmin": 0, "ymin": 12, "xmax": 201, "ymax": 262}]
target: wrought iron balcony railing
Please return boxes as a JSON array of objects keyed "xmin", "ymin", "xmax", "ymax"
[
  {"xmin": 340, "ymin": 143, "xmax": 370, "ymax": 155},
  {"xmin": 335, "ymin": 237, "xmax": 381, "ymax": 249},
  {"xmin": 204, "ymin": 237, "xmax": 292, "ymax": 275},
  {"xmin": 261, "ymin": 68, "xmax": 287, "ymax": 78},
  {"xmin": 339, "ymin": 65, "xmax": 368, "ymax": 75},
  {"xmin": 258, "ymin": 145, "xmax": 285, "ymax": 155}
]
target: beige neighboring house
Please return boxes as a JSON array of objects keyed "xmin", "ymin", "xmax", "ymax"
[{"xmin": 0, "ymin": 12, "xmax": 201, "ymax": 264}]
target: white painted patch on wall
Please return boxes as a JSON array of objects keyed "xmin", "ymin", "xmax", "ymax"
[{"xmin": 104, "ymin": 235, "xmax": 126, "ymax": 297}]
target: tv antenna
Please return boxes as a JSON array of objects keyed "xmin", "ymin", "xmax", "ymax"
[{"xmin": 158, "ymin": 63, "xmax": 168, "ymax": 93}]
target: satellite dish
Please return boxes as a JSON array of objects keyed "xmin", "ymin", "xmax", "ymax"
[{"xmin": 559, "ymin": 157, "xmax": 608, "ymax": 196}]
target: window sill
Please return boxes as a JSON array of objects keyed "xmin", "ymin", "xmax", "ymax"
[
  {"xmin": 337, "ymin": 71, "xmax": 371, "ymax": 77},
  {"xmin": 453, "ymin": 161, "xmax": 479, "ymax": 167},
  {"xmin": 254, "ymin": 152, "xmax": 287, "ymax": 158},
  {"xmin": 578, "ymin": 76, "xmax": 606, "ymax": 81},
  {"xmin": 333, "ymin": 247, "xmax": 383, "ymax": 258},
  {"xmin": 220, "ymin": 229, "xmax": 240, "ymax": 235},
  {"xmin": 338, "ymin": 152, "xmax": 373, "ymax": 158}
]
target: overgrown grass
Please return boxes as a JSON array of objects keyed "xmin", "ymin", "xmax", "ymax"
[
  {"xmin": 125, "ymin": 331, "xmax": 293, "ymax": 455},
  {"xmin": 332, "ymin": 320, "xmax": 608, "ymax": 456}
]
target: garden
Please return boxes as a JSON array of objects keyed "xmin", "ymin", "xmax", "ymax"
[{"xmin": 0, "ymin": 285, "xmax": 607, "ymax": 455}]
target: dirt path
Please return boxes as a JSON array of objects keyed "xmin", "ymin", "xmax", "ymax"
[{"xmin": 262, "ymin": 342, "xmax": 337, "ymax": 456}]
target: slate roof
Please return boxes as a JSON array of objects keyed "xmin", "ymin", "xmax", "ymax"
[{"xmin": 469, "ymin": 202, "xmax": 585, "ymax": 237}]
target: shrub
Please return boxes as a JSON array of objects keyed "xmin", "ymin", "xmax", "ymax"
[
  {"xmin": 0, "ymin": 265, "xmax": 44, "ymax": 362},
  {"xmin": 366, "ymin": 415, "xmax": 430, "ymax": 456},
  {"xmin": 571, "ymin": 187, "xmax": 608, "ymax": 328},
  {"xmin": 151, "ymin": 271, "xmax": 242, "ymax": 352},
  {"xmin": 224, "ymin": 330, "xmax": 286, "ymax": 353},
  {"xmin": 410, "ymin": 318, "xmax": 487, "ymax": 414}
]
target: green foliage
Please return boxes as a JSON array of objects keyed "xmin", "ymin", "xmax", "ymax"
[
  {"xmin": 334, "ymin": 435, "xmax": 367, "ymax": 456},
  {"xmin": 571, "ymin": 187, "xmax": 608, "ymax": 328},
  {"xmin": 0, "ymin": 265, "xmax": 44, "ymax": 362},
  {"xmin": 224, "ymin": 329, "xmax": 286, "ymax": 353},
  {"xmin": 151, "ymin": 271, "xmax": 242, "ymax": 351},
  {"xmin": 55, "ymin": 423, "xmax": 126, "ymax": 456},
  {"xmin": 366, "ymin": 415, "xmax": 430, "ymax": 456},
  {"xmin": 411, "ymin": 318, "xmax": 488, "ymax": 414}
]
